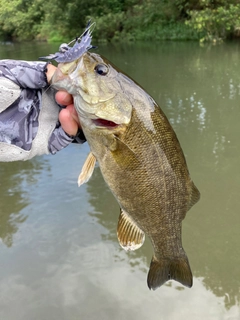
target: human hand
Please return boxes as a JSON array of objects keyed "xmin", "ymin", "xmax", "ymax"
[
  {"xmin": 46, "ymin": 64, "xmax": 81, "ymax": 137},
  {"xmin": 56, "ymin": 91, "xmax": 80, "ymax": 137}
]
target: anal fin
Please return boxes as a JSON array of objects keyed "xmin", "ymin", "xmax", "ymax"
[
  {"xmin": 117, "ymin": 209, "xmax": 145, "ymax": 251},
  {"xmin": 78, "ymin": 152, "xmax": 96, "ymax": 186}
]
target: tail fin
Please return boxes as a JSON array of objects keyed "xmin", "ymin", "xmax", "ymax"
[{"xmin": 147, "ymin": 255, "xmax": 193, "ymax": 290}]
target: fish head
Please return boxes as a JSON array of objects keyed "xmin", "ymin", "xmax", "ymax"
[{"xmin": 52, "ymin": 52, "xmax": 133, "ymax": 129}]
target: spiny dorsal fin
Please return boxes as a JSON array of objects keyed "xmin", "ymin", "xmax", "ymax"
[
  {"xmin": 117, "ymin": 209, "xmax": 145, "ymax": 251},
  {"xmin": 78, "ymin": 152, "xmax": 96, "ymax": 186}
]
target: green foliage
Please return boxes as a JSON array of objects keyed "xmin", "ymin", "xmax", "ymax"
[
  {"xmin": 0, "ymin": 0, "xmax": 239, "ymax": 42},
  {"xmin": 0, "ymin": 0, "xmax": 44, "ymax": 40},
  {"xmin": 91, "ymin": 0, "xmax": 197, "ymax": 41},
  {"xmin": 186, "ymin": 1, "xmax": 240, "ymax": 42}
]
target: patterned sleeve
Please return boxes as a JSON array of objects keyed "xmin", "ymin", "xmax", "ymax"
[
  {"xmin": 0, "ymin": 60, "xmax": 48, "ymax": 152},
  {"xmin": 0, "ymin": 60, "xmax": 48, "ymax": 89},
  {"xmin": 49, "ymin": 125, "xmax": 86, "ymax": 154},
  {"xmin": 48, "ymin": 125, "xmax": 74, "ymax": 154}
]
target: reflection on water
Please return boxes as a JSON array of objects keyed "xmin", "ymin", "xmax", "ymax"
[
  {"xmin": 0, "ymin": 160, "xmax": 48, "ymax": 247},
  {"xmin": 0, "ymin": 41, "xmax": 240, "ymax": 319}
]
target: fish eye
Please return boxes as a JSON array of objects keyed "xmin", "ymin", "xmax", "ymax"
[{"xmin": 94, "ymin": 64, "xmax": 109, "ymax": 76}]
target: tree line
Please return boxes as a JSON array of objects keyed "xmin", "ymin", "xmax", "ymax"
[{"xmin": 0, "ymin": 0, "xmax": 240, "ymax": 42}]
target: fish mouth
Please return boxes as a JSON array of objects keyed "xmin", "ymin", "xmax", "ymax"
[{"xmin": 92, "ymin": 118, "xmax": 119, "ymax": 128}]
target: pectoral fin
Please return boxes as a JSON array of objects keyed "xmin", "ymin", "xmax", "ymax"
[
  {"xmin": 78, "ymin": 152, "xmax": 96, "ymax": 186},
  {"xmin": 117, "ymin": 209, "xmax": 145, "ymax": 251}
]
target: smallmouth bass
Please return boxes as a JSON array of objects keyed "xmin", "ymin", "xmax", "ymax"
[{"xmin": 51, "ymin": 50, "xmax": 200, "ymax": 290}]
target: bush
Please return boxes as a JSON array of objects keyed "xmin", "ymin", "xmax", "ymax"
[{"xmin": 186, "ymin": 2, "xmax": 240, "ymax": 42}]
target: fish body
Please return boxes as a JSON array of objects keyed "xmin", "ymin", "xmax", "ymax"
[{"xmin": 51, "ymin": 51, "xmax": 200, "ymax": 290}]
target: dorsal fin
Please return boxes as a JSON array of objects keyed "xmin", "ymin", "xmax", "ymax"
[
  {"xmin": 188, "ymin": 182, "xmax": 200, "ymax": 211},
  {"xmin": 117, "ymin": 209, "xmax": 145, "ymax": 251},
  {"xmin": 78, "ymin": 152, "xmax": 96, "ymax": 186}
]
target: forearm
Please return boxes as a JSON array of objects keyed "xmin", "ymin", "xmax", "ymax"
[{"xmin": 0, "ymin": 60, "xmax": 49, "ymax": 89}]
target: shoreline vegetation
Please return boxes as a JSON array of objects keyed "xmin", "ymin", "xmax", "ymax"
[{"xmin": 0, "ymin": 0, "xmax": 240, "ymax": 43}]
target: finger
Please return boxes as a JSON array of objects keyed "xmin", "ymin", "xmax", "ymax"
[
  {"xmin": 66, "ymin": 104, "xmax": 80, "ymax": 126},
  {"xmin": 55, "ymin": 91, "xmax": 73, "ymax": 106},
  {"xmin": 59, "ymin": 107, "xmax": 79, "ymax": 136}
]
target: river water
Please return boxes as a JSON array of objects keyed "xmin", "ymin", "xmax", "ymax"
[{"xmin": 0, "ymin": 40, "xmax": 239, "ymax": 320}]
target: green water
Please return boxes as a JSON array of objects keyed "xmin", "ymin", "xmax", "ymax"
[{"xmin": 0, "ymin": 40, "xmax": 239, "ymax": 320}]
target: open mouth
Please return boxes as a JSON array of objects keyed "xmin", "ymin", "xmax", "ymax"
[{"xmin": 92, "ymin": 118, "xmax": 119, "ymax": 128}]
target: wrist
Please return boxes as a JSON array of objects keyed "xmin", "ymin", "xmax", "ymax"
[{"xmin": 68, "ymin": 128, "xmax": 86, "ymax": 144}]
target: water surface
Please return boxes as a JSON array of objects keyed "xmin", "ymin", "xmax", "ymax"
[{"xmin": 0, "ymin": 40, "xmax": 240, "ymax": 320}]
